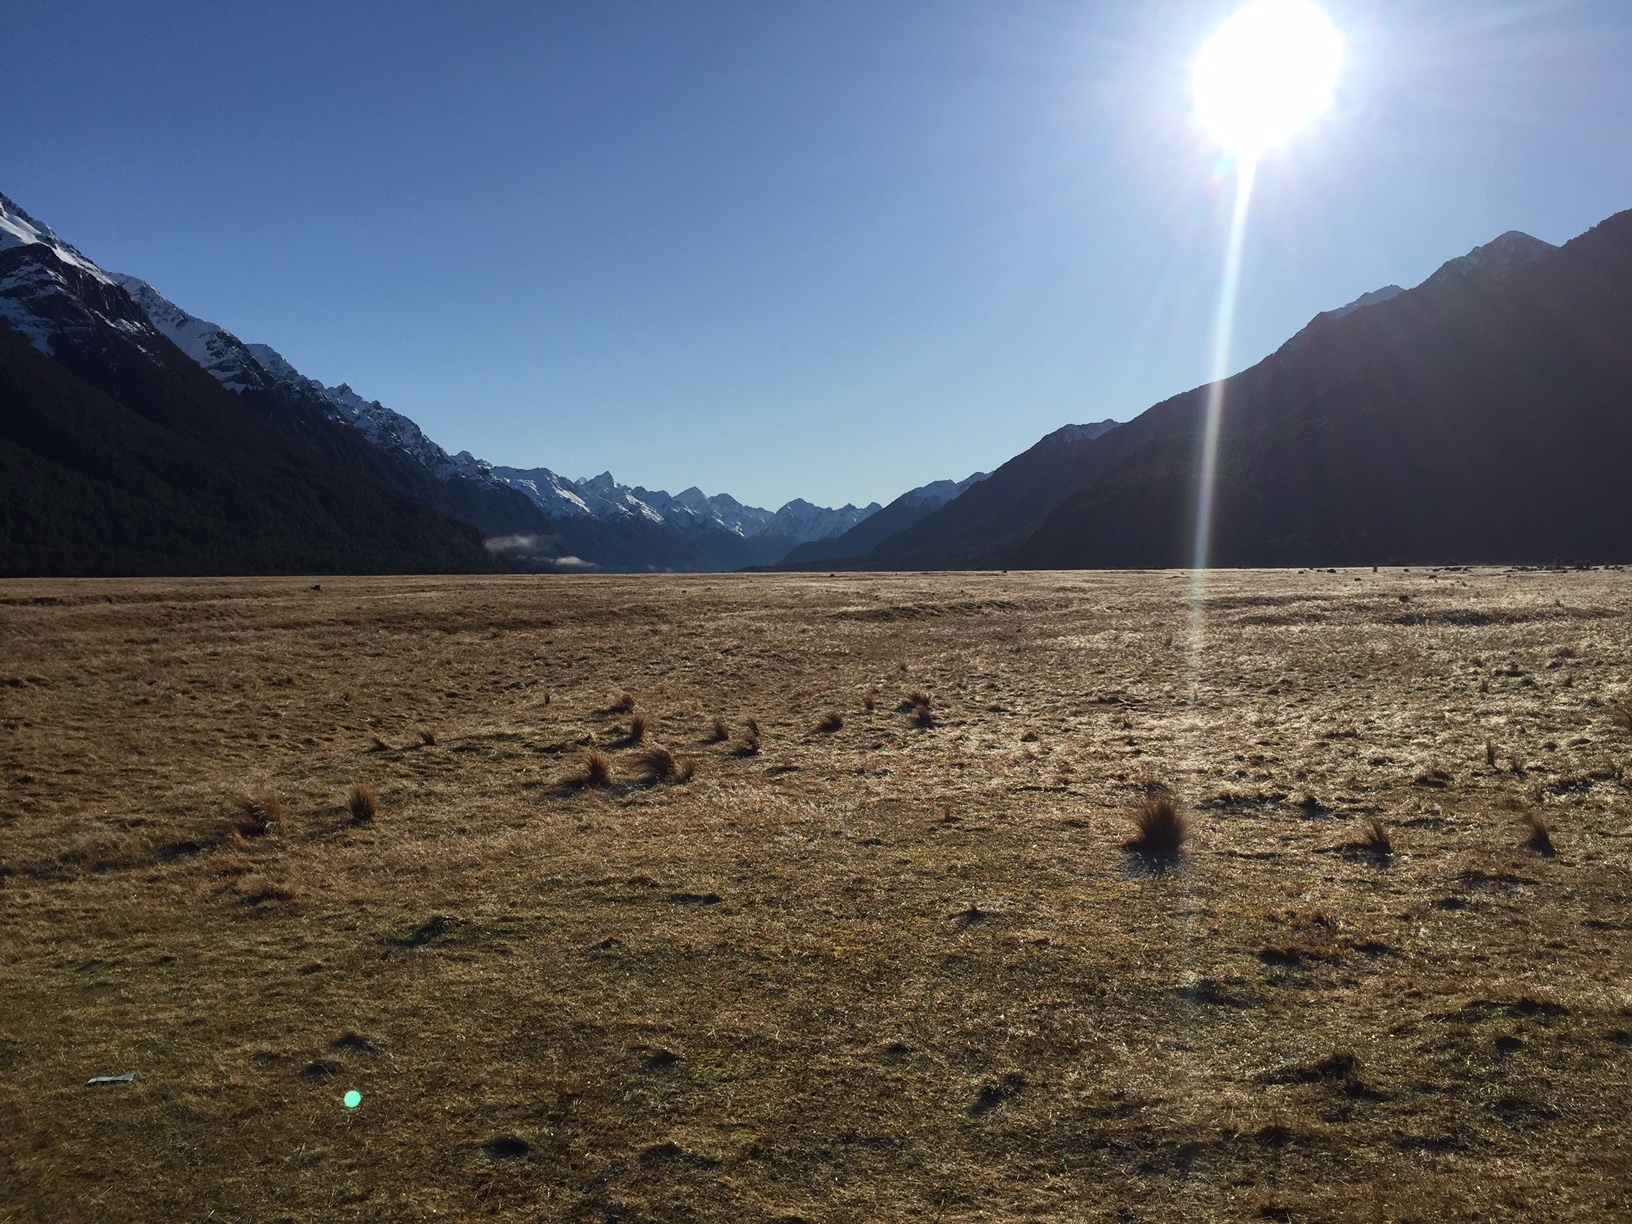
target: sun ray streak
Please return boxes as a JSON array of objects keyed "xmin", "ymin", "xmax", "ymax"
[{"xmin": 1187, "ymin": 154, "xmax": 1257, "ymax": 660}]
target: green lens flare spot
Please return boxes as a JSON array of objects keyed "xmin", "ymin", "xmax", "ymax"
[{"xmin": 343, "ymin": 1090, "xmax": 362, "ymax": 1108}]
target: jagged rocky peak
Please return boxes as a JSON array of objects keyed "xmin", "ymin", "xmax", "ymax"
[
  {"xmin": 113, "ymin": 275, "xmax": 272, "ymax": 393},
  {"xmin": 1424, "ymin": 230, "xmax": 1556, "ymax": 289}
]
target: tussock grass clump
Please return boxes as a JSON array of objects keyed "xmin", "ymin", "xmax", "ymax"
[
  {"xmin": 1124, "ymin": 794, "xmax": 1188, "ymax": 859},
  {"xmin": 612, "ymin": 692, "xmax": 636, "ymax": 714},
  {"xmin": 1360, "ymin": 818, "xmax": 1392, "ymax": 858},
  {"xmin": 817, "ymin": 711, "xmax": 843, "ymax": 733},
  {"xmin": 366, "ymin": 735, "xmax": 390, "ymax": 753},
  {"xmin": 863, "ymin": 692, "xmax": 877, "ymax": 712},
  {"xmin": 896, "ymin": 691, "xmax": 935, "ymax": 727},
  {"xmin": 236, "ymin": 793, "xmax": 282, "ymax": 838},
  {"xmin": 575, "ymin": 750, "xmax": 613, "ymax": 789},
  {"xmin": 735, "ymin": 718, "xmax": 762, "ymax": 757},
  {"xmin": 348, "ymin": 784, "xmax": 378, "ymax": 824},
  {"xmin": 627, "ymin": 713, "xmax": 648, "ymax": 744},
  {"xmin": 704, "ymin": 716, "xmax": 729, "ymax": 743},
  {"xmin": 418, "ymin": 728, "xmax": 436, "ymax": 747},
  {"xmin": 635, "ymin": 746, "xmax": 694, "ymax": 785},
  {"xmin": 1485, "ymin": 739, "xmax": 1497, "ymax": 768},
  {"xmin": 1522, "ymin": 811, "xmax": 1556, "ymax": 856}
]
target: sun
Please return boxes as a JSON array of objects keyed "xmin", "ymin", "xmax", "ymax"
[{"xmin": 1194, "ymin": 0, "xmax": 1342, "ymax": 159}]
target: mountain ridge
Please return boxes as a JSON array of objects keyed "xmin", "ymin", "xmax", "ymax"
[{"xmin": 1010, "ymin": 217, "xmax": 1631, "ymax": 568}]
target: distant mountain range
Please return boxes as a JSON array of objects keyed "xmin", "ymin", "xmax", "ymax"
[
  {"xmin": 7, "ymin": 186, "xmax": 1631, "ymax": 576},
  {"xmin": 0, "ymin": 189, "xmax": 956, "ymax": 575}
]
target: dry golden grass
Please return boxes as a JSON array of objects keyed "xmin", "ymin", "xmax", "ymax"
[{"xmin": 2, "ymin": 567, "xmax": 1632, "ymax": 1221}]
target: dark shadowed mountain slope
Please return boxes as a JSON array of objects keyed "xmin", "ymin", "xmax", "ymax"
[
  {"xmin": 0, "ymin": 246, "xmax": 502, "ymax": 576},
  {"xmin": 1013, "ymin": 213, "xmax": 1632, "ymax": 568},
  {"xmin": 832, "ymin": 421, "xmax": 1120, "ymax": 569}
]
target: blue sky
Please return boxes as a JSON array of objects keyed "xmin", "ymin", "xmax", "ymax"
[{"xmin": 4, "ymin": 1, "xmax": 1631, "ymax": 509}]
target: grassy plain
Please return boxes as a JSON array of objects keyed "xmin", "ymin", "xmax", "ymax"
[{"xmin": 2, "ymin": 568, "xmax": 1630, "ymax": 1222}]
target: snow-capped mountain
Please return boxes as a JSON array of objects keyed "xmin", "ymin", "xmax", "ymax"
[
  {"xmin": 2, "ymin": 189, "xmax": 887, "ymax": 571},
  {"xmin": 112, "ymin": 267, "xmax": 882, "ymax": 564},
  {"xmin": 0, "ymin": 193, "xmax": 163, "ymax": 360},
  {"xmin": 3, "ymin": 186, "xmax": 946, "ymax": 574},
  {"xmin": 117, "ymin": 260, "xmax": 884, "ymax": 563},
  {"xmin": 0, "ymin": 194, "xmax": 513, "ymax": 574},
  {"xmin": 490, "ymin": 463, "xmax": 881, "ymax": 562}
]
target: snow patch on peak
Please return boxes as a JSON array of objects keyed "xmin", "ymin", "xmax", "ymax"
[
  {"xmin": 245, "ymin": 343, "xmax": 495, "ymax": 485},
  {"xmin": 488, "ymin": 466, "xmax": 595, "ymax": 518},
  {"xmin": 1055, "ymin": 420, "xmax": 1120, "ymax": 446},
  {"xmin": 244, "ymin": 342, "xmax": 302, "ymax": 382},
  {"xmin": 314, "ymin": 380, "xmax": 484, "ymax": 482},
  {"xmin": 898, "ymin": 471, "xmax": 988, "ymax": 510},
  {"xmin": 486, "ymin": 464, "xmax": 878, "ymax": 547},
  {"xmin": 112, "ymin": 275, "xmax": 268, "ymax": 392},
  {"xmin": 0, "ymin": 192, "xmax": 113, "ymax": 285}
]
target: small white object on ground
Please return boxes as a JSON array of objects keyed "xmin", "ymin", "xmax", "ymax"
[{"xmin": 86, "ymin": 1073, "xmax": 135, "ymax": 1086}]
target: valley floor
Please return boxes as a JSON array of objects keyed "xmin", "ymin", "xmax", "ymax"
[{"xmin": 2, "ymin": 569, "xmax": 1630, "ymax": 1221}]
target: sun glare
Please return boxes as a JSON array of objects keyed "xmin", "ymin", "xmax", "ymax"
[{"xmin": 1194, "ymin": 0, "xmax": 1342, "ymax": 158}]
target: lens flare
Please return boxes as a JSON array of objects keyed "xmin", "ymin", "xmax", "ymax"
[
  {"xmin": 1194, "ymin": 0, "xmax": 1341, "ymax": 158},
  {"xmin": 344, "ymin": 1089, "xmax": 362, "ymax": 1108}
]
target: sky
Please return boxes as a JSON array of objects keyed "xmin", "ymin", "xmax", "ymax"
[{"xmin": 3, "ymin": 1, "xmax": 1631, "ymax": 510}]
